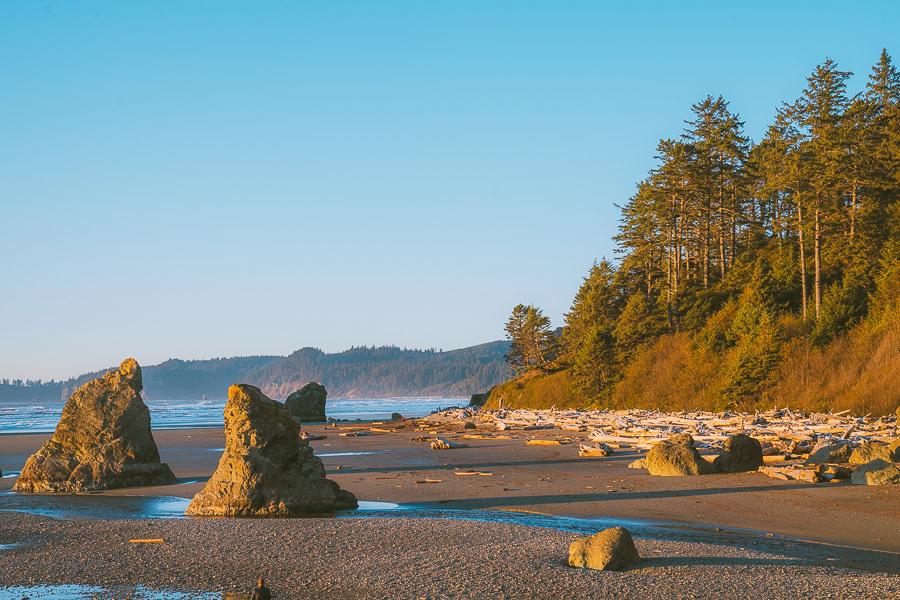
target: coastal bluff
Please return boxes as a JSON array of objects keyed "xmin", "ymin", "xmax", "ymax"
[
  {"xmin": 14, "ymin": 359, "xmax": 176, "ymax": 493},
  {"xmin": 185, "ymin": 384, "xmax": 357, "ymax": 516}
]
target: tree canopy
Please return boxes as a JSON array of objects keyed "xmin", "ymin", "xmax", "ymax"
[{"xmin": 499, "ymin": 50, "xmax": 900, "ymax": 415}]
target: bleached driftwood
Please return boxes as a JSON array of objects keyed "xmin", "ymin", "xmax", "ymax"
[
  {"xmin": 579, "ymin": 443, "xmax": 613, "ymax": 457},
  {"xmin": 422, "ymin": 405, "xmax": 896, "ymax": 455},
  {"xmin": 430, "ymin": 437, "xmax": 468, "ymax": 450}
]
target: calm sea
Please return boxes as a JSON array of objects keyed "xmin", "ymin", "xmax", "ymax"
[{"xmin": 0, "ymin": 397, "xmax": 465, "ymax": 434}]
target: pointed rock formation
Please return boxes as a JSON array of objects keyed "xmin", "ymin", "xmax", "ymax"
[
  {"xmin": 14, "ymin": 359, "xmax": 176, "ymax": 493},
  {"xmin": 284, "ymin": 381, "xmax": 328, "ymax": 422},
  {"xmin": 185, "ymin": 384, "xmax": 357, "ymax": 516}
]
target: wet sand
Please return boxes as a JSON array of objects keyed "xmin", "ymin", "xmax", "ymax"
[
  {"xmin": 1, "ymin": 422, "xmax": 899, "ymax": 596},
  {"xmin": 2, "ymin": 424, "xmax": 898, "ymax": 552}
]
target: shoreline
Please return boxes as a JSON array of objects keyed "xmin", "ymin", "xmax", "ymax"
[
  {"xmin": 2, "ymin": 421, "xmax": 898, "ymax": 555},
  {"xmin": 2, "ymin": 415, "xmax": 898, "ymax": 596}
]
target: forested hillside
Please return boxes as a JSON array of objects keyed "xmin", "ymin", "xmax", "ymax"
[
  {"xmin": 0, "ymin": 342, "xmax": 509, "ymax": 403},
  {"xmin": 246, "ymin": 343, "xmax": 509, "ymax": 398},
  {"xmin": 492, "ymin": 51, "xmax": 900, "ymax": 416}
]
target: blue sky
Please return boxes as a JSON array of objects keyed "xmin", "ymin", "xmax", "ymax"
[{"xmin": 1, "ymin": 1, "xmax": 898, "ymax": 380}]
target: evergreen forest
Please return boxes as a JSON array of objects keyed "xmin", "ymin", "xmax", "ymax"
[
  {"xmin": 0, "ymin": 342, "xmax": 509, "ymax": 403},
  {"xmin": 495, "ymin": 51, "xmax": 900, "ymax": 416}
]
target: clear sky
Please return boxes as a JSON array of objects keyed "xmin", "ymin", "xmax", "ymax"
[{"xmin": 1, "ymin": 2, "xmax": 898, "ymax": 381}]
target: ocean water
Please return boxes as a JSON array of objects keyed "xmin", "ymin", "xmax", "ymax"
[{"xmin": 0, "ymin": 397, "xmax": 465, "ymax": 434}]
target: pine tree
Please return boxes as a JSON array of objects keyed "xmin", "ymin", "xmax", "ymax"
[
  {"xmin": 504, "ymin": 304, "xmax": 556, "ymax": 373},
  {"xmin": 794, "ymin": 59, "xmax": 852, "ymax": 319},
  {"xmin": 564, "ymin": 261, "xmax": 621, "ymax": 399}
]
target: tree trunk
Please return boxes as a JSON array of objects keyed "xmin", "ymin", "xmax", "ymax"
[
  {"xmin": 703, "ymin": 196, "xmax": 710, "ymax": 289},
  {"xmin": 730, "ymin": 186, "xmax": 737, "ymax": 271},
  {"xmin": 718, "ymin": 206, "xmax": 726, "ymax": 281},
  {"xmin": 814, "ymin": 196, "xmax": 822, "ymax": 320},
  {"xmin": 798, "ymin": 199, "xmax": 808, "ymax": 320},
  {"xmin": 850, "ymin": 180, "xmax": 857, "ymax": 242}
]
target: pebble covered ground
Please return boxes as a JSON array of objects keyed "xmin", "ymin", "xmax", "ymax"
[{"xmin": 0, "ymin": 512, "xmax": 897, "ymax": 599}]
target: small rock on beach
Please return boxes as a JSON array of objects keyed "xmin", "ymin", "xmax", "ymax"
[{"xmin": 569, "ymin": 526, "xmax": 641, "ymax": 571}]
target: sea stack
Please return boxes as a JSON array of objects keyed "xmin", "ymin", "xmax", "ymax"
[
  {"xmin": 14, "ymin": 358, "xmax": 176, "ymax": 493},
  {"xmin": 284, "ymin": 381, "xmax": 328, "ymax": 422},
  {"xmin": 185, "ymin": 384, "xmax": 357, "ymax": 516}
]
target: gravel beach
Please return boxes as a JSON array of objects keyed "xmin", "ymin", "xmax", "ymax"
[{"xmin": 0, "ymin": 512, "xmax": 898, "ymax": 599}]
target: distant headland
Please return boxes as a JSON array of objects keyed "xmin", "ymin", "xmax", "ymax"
[{"xmin": 0, "ymin": 341, "xmax": 510, "ymax": 403}]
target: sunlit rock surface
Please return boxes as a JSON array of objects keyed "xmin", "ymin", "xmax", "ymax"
[
  {"xmin": 185, "ymin": 384, "xmax": 357, "ymax": 516},
  {"xmin": 14, "ymin": 359, "xmax": 176, "ymax": 493},
  {"xmin": 645, "ymin": 433, "xmax": 716, "ymax": 476},
  {"xmin": 569, "ymin": 526, "xmax": 641, "ymax": 571}
]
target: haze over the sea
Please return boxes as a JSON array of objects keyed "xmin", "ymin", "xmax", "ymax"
[{"xmin": 2, "ymin": 1, "xmax": 897, "ymax": 381}]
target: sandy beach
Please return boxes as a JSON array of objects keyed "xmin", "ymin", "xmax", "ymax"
[{"xmin": 1, "ymin": 419, "xmax": 899, "ymax": 598}]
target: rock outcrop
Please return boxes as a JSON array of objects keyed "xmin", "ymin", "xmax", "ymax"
[
  {"xmin": 469, "ymin": 393, "xmax": 489, "ymax": 408},
  {"xmin": 645, "ymin": 434, "xmax": 715, "ymax": 476},
  {"xmin": 713, "ymin": 433, "xmax": 763, "ymax": 473},
  {"xmin": 850, "ymin": 459, "xmax": 900, "ymax": 486},
  {"xmin": 849, "ymin": 441, "xmax": 892, "ymax": 464},
  {"xmin": 14, "ymin": 359, "xmax": 176, "ymax": 493},
  {"xmin": 806, "ymin": 442, "xmax": 852, "ymax": 464},
  {"xmin": 284, "ymin": 381, "xmax": 328, "ymax": 422},
  {"xmin": 185, "ymin": 384, "xmax": 356, "ymax": 516},
  {"xmin": 569, "ymin": 527, "xmax": 641, "ymax": 571}
]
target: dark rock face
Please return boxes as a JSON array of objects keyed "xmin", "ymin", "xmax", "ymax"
[
  {"xmin": 714, "ymin": 433, "xmax": 764, "ymax": 473},
  {"xmin": 185, "ymin": 384, "xmax": 357, "ymax": 516},
  {"xmin": 569, "ymin": 527, "xmax": 641, "ymax": 571},
  {"xmin": 469, "ymin": 393, "xmax": 489, "ymax": 408},
  {"xmin": 14, "ymin": 359, "xmax": 176, "ymax": 493},
  {"xmin": 284, "ymin": 382, "xmax": 327, "ymax": 422},
  {"xmin": 645, "ymin": 434, "xmax": 715, "ymax": 476}
]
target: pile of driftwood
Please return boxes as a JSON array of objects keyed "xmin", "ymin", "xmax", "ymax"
[{"xmin": 421, "ymin": 407, "xmax": 897, "ymax": 454}]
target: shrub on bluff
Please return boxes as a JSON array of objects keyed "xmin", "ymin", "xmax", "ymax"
[
  {"xmin": 185, "ymin": 384, "xmax": 357, "ymax": 516},
  {"xmin": 14, "ymin": 359, "xmax": 176, "ymax": 493}
]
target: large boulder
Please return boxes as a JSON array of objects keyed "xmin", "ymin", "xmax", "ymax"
[
  {"xmin": 185, "ymin": 384, "xmax": 357, "ymax": 516},
  {"xmin": 889, "ymin": 438, "xmax": 900, "ymax": 460},
  {"xmin": 14, "ymin": 359, "xmax": 176, "ymax": 493},
  {"xmin": 645, "ymin": 434, "xmax": 715, "ymax": 476},
  {"xmin": 805, "ymin": 442, "xmax": 851, "ymax": 464},
  {"xmin": 714, "ymin": 433, "xmax": 764, "ymax": 473},
  {"xmin": 850, "ymin": 459, "xmax": 900, "ymax": 486},
  {"xmin": 569, "ymin": 527, "xmax": 641, "ymax": 571},
  {"xmin": 284, "ymin": 381, "xmax": 327, "ymax": 422},
  {"xmin": 849, "ymin": 441, "xmax": 892, "ymax": 464}
]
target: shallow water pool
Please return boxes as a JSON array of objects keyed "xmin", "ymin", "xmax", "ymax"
[{"xmin": 0, "ymin": 584, "xmax": 224, "ymax": 599}]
